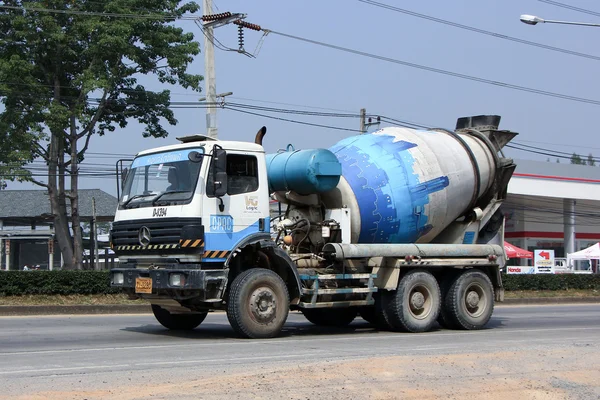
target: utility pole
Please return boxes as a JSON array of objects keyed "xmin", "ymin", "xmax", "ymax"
[
  {"xmin": 92, "ymin": 197, "xmax": 99, "ymax": 271},
  {"xmin": 203, "ymin": 0, "xmax": 218, "ymax": 139},
  {"xmin": 359, "ymin": 108, "xmax": 381, "ymax": 134},
  {"xmin": 359, "ymin": 108, "xmax": 366, "ymax": 134},
  {"xmin": 199, "ymin": 9, "xmax": 258, "ymax": 138}
]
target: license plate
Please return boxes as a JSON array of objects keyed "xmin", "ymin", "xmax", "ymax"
[{"xmin": 135, "ymin": 277, "xmax": 152, "ymax": 294}]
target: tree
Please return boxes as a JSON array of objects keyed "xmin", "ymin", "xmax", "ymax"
[
  {"xmin": 0, "ymin": 1, "xmax": 202, "ymax": 269},
  {"xmin": 587, "ymin": 153, "xmax": 596, "ymax": 167},
  {"xmin": 570, "ymin": 153, "xmax": 585, "ymax": 165}
]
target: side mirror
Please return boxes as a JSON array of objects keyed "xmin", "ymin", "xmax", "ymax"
[
  {"xmin": 212, "ymin": 148, "xmax": 227, "ymax": 210},
  {"xmin": 213, "ymin": 148, "xmax": 227, "ymax": 174}
]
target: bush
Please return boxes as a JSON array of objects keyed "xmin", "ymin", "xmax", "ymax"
[
  {"xmin": 501, "ymin": 273, "xmax": 600, "ymax": 291},
  {"xmin": 1, "ymin": 271, "xmax": 600, "ymax": 297},
  {"xmin": 0, "ymin": 271, "xmax": 120, "ymax": 296}
]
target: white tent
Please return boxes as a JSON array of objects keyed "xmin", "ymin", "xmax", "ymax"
[{"xmin": 566, "ymin": 242, "xmax": 600, "ymax": 267}]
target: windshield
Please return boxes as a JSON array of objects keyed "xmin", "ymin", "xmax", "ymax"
[{"xmin": 120, "ymin": 148, "xmax": 204, "ymax": 208}]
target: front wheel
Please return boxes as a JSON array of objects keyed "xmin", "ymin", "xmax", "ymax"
[
  {"xmin": 151, "ymin": 305, "xmax": 207, "ymax": 330},
  {"xmin": 227, "ymin": 268, "xmax": 290, "ymax": 339},
  {"xmin": 440, "ymin": 270, "xmax": 494, "ymax": 330}
]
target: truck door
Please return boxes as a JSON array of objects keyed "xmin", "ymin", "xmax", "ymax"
[{"xmin": 203, "ymin": 151, "xmax": 269, "ymax": 262}]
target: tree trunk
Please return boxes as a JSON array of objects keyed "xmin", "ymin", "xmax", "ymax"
[
  {"xmin": 69, "ymin": 114, "xmax": 83, "ymax": 270},
  {"xmin": 49, "ymin": 129, "xmax": 74, "ymax": 269},
  {"xmin": 49, "ymin": 73, "xmax": 75, "ymax": 270}
]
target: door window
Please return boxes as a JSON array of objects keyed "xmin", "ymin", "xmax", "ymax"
[{"xmin": 207, "ymin": 154, "xmax": 259, "ymax": 196}]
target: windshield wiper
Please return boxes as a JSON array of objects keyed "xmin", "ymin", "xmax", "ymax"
[
  {"xmin": 151, "ymin": 190, "xmax": 190, "ymax": 205},
  {"xmin": 121, "ymin": 193, "xmax": 156, "ymax": 208}
]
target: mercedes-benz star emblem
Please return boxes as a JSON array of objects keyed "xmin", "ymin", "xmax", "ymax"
[{"xmin": 138, "ymin": 226, "xmax": 151, "ymax": 247}]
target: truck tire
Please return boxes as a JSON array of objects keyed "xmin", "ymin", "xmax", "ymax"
[
  {"xmin": 437, "ymin": 275, "xmax": 457, "ymax": 329},
  {"xmin": 226, "ymin": 268, "xmax": 290, "ymax": 339},
  {"xmin": 383, "ymin": 270, "xmax": 441, "ymax": 333},
  {"xmin": 302, "ymin": 308, "xmax": 357, "ymax": 327},
  {"xmin": 359, "ymin": 293, "xmax": 392, "ymax": 330},
  {"xmin": 440, "ymin": 270, "xmax": 494, "ymax": 330},
  {"xmin": 151, "ymin": 305, "xmax": 207, "ymax": 330}
]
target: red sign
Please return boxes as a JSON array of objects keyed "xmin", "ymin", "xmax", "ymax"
[
  {"xmin": 4, "ymin": 240, "xmax": 9, "ymax": 256},
  {"xmin": 539, "ymin": 251, "xmax": 551, "ymax": 260}
]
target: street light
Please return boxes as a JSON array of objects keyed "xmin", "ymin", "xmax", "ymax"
[{"xmin": 520, "ymin": 14, "xmax": 600, "ymax": 28}]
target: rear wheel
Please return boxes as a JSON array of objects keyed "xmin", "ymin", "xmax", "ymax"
[
  {"xmin": 437, "ymin": 274, "xmax": 458, "ymax": 329},
  {"xmin": 151, "ymin": 305, "xmax": 207, "ymax": 330},
  {"xmin": 383, "ymin": 270, "xmax": 441, "ymax": 333},
  {"xmin": 359, "ymin": 293, "xmax": 392, "ymax": 330},
  {"xmin": 303, "ymin": 308, "xmax": 357, "ymax": 327},
  {"xmin": 441, "ymin": 270, "xmax": 494, "ymax": 330},
  {"xmin": 227, "ymin": 268, "xmax": 290, "ymax": 339}
]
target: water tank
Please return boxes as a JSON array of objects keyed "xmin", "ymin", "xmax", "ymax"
[
  {"xmin": 322, "ymin": 127, "xmax": 497, "ymax": 244},
  {"xmin": 266, "ymin": 149, "xmax": 342, "ymax": 195}
]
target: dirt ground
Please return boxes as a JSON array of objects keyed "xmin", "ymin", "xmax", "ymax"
[{"xmin": 7, "ymin": 345, "xmax": 599, "ymax": 400}]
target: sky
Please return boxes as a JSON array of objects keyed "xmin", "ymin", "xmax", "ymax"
[{"xmin": 7, "ymin": 0, "xmax": 600, "ymax": 197}]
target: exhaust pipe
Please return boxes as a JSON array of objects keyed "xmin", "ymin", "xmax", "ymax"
[{"xmin": 255, "ymin": 126, "xmax": 267, "ymax": 145}]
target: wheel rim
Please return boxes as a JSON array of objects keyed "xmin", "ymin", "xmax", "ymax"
[
  {"xmin": 408, "ymin": 284, "xmax": 433, "ymax": 320},
  {"xmin": 463, "ymin": 283, "xmax": 487, "ymax": 318},
  {"xmin": 249, "ymin": 286, "xmax": 277, "ymax": 323}
]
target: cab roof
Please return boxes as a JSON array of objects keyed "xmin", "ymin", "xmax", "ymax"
[{"xmin": 135, "ymin": 138, "xmax": 265, "ymax": 157}]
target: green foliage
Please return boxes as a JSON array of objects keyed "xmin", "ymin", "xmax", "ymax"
[
  {"xmin": 502, "ymin": 273, "xmax": 600, "ymax": 291},
  {"xmin": 570, "ymin": 152, "xmax": 597, "ymax": 166},
  {"xmin": 0, "ymin": 271, "xmax": 120, "ymax": 296},
  {"xmin": 571, "ymin": 153, "xmax": 585, "ymax": 165},
  {"xmin": 0, "ymin": 0, "xmax": 203, "ymax": 181}
]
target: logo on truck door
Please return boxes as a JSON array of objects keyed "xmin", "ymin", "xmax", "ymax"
[
  {"xmin": 244, "ymin": 195, "xmax": 259, "ymax": 213},
  {"xmin": 210, "ymin": 215, "xmax": 234, "ymax": 233}
]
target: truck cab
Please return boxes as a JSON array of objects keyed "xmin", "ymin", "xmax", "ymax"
[{"xmin": 109, "ymin": 136, "xmax": 294, "ymax": 330}]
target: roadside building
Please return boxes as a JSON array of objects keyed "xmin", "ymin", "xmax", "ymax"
[
  {"xmin": 0, "ymin": 189, "xmax": 117, "ymax": 270},
  {"xmin": 503, "ymin": 158, "xmax": 600, "ymax": 269}
]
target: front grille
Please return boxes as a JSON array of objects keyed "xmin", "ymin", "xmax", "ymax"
[{"xmin": 111, "ymin": 218, "xmax": 202, "ymax": 247}]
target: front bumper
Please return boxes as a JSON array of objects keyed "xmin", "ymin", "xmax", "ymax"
[{"xmin": 109, "ymin": 268, "xmax": 228, "ymax": 302}]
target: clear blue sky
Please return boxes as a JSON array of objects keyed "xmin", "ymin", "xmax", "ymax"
[{"xmin": 9, "ymin": 0, "xmax": 600, "ymax": 196}]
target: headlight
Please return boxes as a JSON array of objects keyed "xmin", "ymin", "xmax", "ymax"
[
  {"xmin": 112, "ymin": 272, "xmax": 124, "ymax": 285},
  {"xmin": 169, "ymin": 273, "xmax": 186, "ymax": 287}
]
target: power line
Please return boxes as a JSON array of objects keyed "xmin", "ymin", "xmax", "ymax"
[
  {"xmin": 516, "ymin": 139, "xmax": 600, "ymax": 152},
  {"xmin": 358, "ymin": 0, "xmax": 600, "ymax": 62},
  {"xmin": 264, "ymin": 29, "xmax": 600, "ymax": 107},
  {"xmin": 224, "ymin": 106, "xmax": 363, "ymax": 133},
  {"xmin": 511, "ymin": 142, "xmax": 600, "ymax": 160},
  {"xmin": 537, "ymin": 0, "xmax": 600, "ymax": 18},
  {"xmin": 505, "ymin": 144, "xmax": 586, "ymax": 161}
]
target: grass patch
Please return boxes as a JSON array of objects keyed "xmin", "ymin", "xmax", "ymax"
[{"xmin": 504, "ymin": 289, "xmax": 600, "ymax": 299}]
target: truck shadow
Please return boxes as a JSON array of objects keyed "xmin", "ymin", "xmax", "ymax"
[{"xmin": 121, "ymin": 313, "xmax": 506, "ymax": 340}]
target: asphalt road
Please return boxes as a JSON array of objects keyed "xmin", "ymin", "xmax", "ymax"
[{"xmin": 1, "ymin": 304, "xmax": 599, "ymax": 399}]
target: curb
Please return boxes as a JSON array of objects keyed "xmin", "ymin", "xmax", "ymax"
[
  {"xmin": 500, "ymin": 297, "xmax": 600, "ymax": 305},
  {"xmin": 1, "ymin": 297, "xmax": 600, "ymax": 316},
  {"xmin": 0, "ymin": 304, "xmax": 152, "ymax": 316}
]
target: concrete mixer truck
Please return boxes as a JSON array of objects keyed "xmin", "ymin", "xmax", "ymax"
[{"xmin": 108, "ymin": 114, "xmax": 517, "ymax": 339}]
